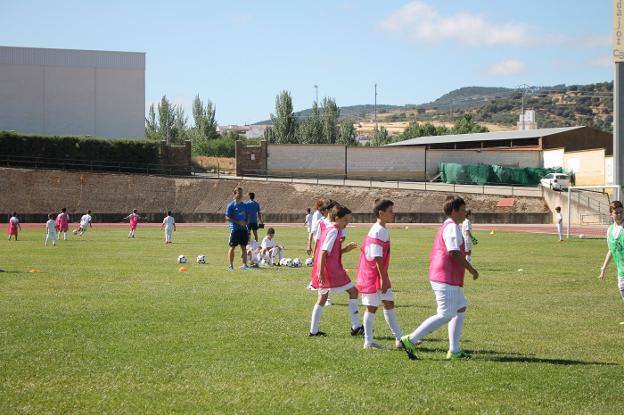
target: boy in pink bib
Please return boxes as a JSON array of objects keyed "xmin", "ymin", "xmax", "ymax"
[
  {"xmin": 400, "ymin": 196, "xmax": 479, "ymax": 360},
  {"xmin": 56, "ymin": 208, "xmax": 70, "ymax": 241},
  {"xmin": 124, "ymin": 209, "xmax": 141, "ymax": 238},
  {"xmin": 309, "ymin": 204, "xmax": 363, "ymax": 337},
  {"xmin": 356, "ymin": 199, "xmax": 404, "ymax": 350}
]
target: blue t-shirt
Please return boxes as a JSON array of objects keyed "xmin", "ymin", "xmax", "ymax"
[
  {"xmin": 246, "ymin": 200, "xmax": 261, "ymax": 224},
  {"xmin": 226, "ymin": 200, "xmax": 248, "ymax": 231}
]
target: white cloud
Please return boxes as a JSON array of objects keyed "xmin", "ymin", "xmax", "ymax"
[
  {"xmin": 379, "ymin": 1, "xmax": 533, "ymax": 47},
  {"xmin": 485, "ymin": 59, "xmax": 527, "ymax": 76},
  {"xmin": 587, "ymin": 55, "xmax": 612, "ymax": 68}
]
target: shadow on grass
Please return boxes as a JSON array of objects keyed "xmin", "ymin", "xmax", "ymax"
[{"xmin": 328, "ymin": 303, "xmax": 426, "ymax": 309}]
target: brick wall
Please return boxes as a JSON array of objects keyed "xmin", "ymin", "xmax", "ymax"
[
  {"xmin": 236, "ymin": 140, "xmax": 267, "ymax": 175},
  {"xmin": 160, "ymin": 140, "xmax": 191, "ymax": 174}
]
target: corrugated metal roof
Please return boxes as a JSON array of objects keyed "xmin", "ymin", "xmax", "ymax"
[
  {"xmin": 386, "ymin": 126, "xmax": 585, "ymax": 147},
  {"xmin": 0, "ymin": 46, "xmax": 145, "ymax": 70}
]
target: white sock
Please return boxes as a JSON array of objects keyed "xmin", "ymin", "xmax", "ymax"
[
  {"xmin": 348, "ymin": 299, "xmax": 360, "ymax": 329},
  {"xmin": 383, "ymin": 308, "xmax": 403, "ymax": 340},
  {"xmin": 310, "ymin": 304, "xmax": 324, "ymax": 334},
  {"xmin": 408, "ymin": 314, "xmax": 452, "ymax": 344},
  {"xmin": 363, "ymin": 311, "xmax": 375, "ymax": 344},
  {"xmin": 466, "ymin": 255, "xmax": 472, "ymax": 264},
  {"xmin": 448, "ymin": 312, "xmax": 465, "ymax": 353}
]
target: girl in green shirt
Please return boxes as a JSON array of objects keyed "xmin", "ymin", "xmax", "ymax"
[{"xmin": 599, "ymin": 200, "xmax": 624, "ymax": 302}]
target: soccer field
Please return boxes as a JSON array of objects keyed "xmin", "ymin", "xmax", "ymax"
[{"xmin": 1, "ymin": 225, "xmax": 623, "ymax": 414}]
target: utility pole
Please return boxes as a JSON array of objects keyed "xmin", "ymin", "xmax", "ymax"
[
  {"xmin": 374, "ymin": 83, "xmax": 378, "ymax": 128},
  {"xmin": 615, "ymin": 0, "xmax": 624, "ymax": 194},
  {"xmin": 314, "ymin": 84, "xmax": 318, "ymax": 105},
  {"xmin": 518, "ymin": 84, "xmax": 530, "ymax": 131}
]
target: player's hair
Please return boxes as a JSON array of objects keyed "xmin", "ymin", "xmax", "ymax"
[
  {"xmin": 267, "ymin": 227, "xmax": 275, "ymax": 235},
  {"xmin": 314, "ymin": 198, "xmax": 326, "ymax": 210},
  {"xmin": 466, "ymin": 209, "xmax": 472, "ymax": 217},
  {"xmin": 322, "ymin": 199, "xmax": 339, "ymax": 212},
  {"xmin": 87, "ymin": 210, "xmax": 91, "ymax": 214},
  {"xmin": 610, "ymin": 201, "xmax": 623, "ymax": 212},
  {"xmin": 61, "ymin": 207, "xmax": 66, "ymax": 212},
  {"xmin": 306, "ymin": 208, "xmax": 311, "ymax": 213},
  {"xmin": 167, "ymin": 210, "xmax": 172, "ymax": 216},
  {"xmin": 249, "ymin": 192, "xmax": 255, "ymax": 200},
  {"xmin": 233, "ymin": 187, "xmax": 243, "ymax": 194},
  {"xmin": 373, "ymin": 199, "xmax": 394, "ymax": 217},
  {"xmin": 443, "ymin": 196, "xmax": 465, "ymax": 216},
  {"xmin": 555, "ymin": 206, "xmax": 561, "ymax": 212},
  {"xmin": 329, "ymin": 205, "xmax": 352, "ymax": 221},
  {"xmin": 48, "ymin": 213, "xmax": 54, "ymax": 219},
  {"xmin": 133, "ymin": 209, "xmax": 138, "ymax": 213},
  {"xmin": 12, "ymin": 212, "xmax": 16, "ymax": 216}
]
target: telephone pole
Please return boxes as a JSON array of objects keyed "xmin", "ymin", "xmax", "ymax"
[{"xmin": 374, "ymin": 83, "xmax": 378, "ymax": 128}]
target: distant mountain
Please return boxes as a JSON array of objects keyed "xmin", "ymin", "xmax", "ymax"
[{"xmin": 253, "ymin": 104, "xmax": 401, "ymax": 125}]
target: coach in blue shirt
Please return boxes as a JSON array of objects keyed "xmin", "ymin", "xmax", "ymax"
[
  {"xmin": 225, "ymin": 187, "xmax": 249, "ymax": 271},
  {"xmin": 246, "ymin": 192, "xmax": 263, "ymax": 242}
]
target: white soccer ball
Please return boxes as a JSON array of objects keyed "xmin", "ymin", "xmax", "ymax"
[
  {"xmin": 305, "ymin": 257, "xmax": 313, "ymax": 267},
  {"xmin": 177, "ymin": 255, "xmax": 187, "ymax": 264},
  {"xmin": 72, "ymin": 229, "xmax": 78, "ymax": 235},
  {"xmin": 196, "ymin": 255, "xmax": 206, "ymax": 264},
  {"xmin": 284, "ymin": 258, "xmax": 293, "ymax": 267},
  {"xmin": 292, "ymin": 258, "xmax": 301, "ymax": 267},
  {"xmin": 260, "ymin": 258, "xmax": 269, "ymax": 267},
  {"xmin": 578, "ymin": 234, "xmax": 586, "ymax": 239}
]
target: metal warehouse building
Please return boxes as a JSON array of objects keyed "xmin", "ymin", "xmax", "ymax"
[
  {"xmin": 0, "ymin": 46, "xmax": 145, "ymax": 139},
  {"xmin": 387, "ymin": 126, "xmax": 613, "ymax": 185}
]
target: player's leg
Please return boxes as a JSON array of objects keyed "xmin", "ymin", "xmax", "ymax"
[
  {"xmin": 405, "ymin": 283, "xmax": 456, "ymax": 346},
  {"xmin": 619, "ymin": 279, "xmax": 624, "ymax": 303},
  {"xmin": 346, "ymin": 286, "xmax": 363, "ymax": 335},
  {"xmin": 362, "ymin": 292, "xmax": 380, "ymax": 348},
  {"xmin": 310, "ymin": 290, "xmax": 329, "ymax": 336},
  {"xmin": 382, "ymin": 294, "xmax": 404, "ymax": 347}
]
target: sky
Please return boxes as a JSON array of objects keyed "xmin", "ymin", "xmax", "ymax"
[{"xmin": 0, "ymin": 0, "xmax": 614, "ymax": 125}]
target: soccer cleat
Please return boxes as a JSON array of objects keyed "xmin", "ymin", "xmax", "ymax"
[
  {"xmin": 446, "ymin": 350, "xmax": 471, "ymax": 360},
  {"xmin": 395, "ymin": 340, "xmax": 405, "ymax": 350},
  {"xmin": 309, "ymin": 331, "xmax": 327, "ymax": 337},
  {"xmin": 227, "ymin": 265, "xmax": 233, "ymax": 271},
  {"xmin": 350, "ymin": 325, "xmax": 364, "ymax": 336},
  {"xmin": 239, "ymin": 265, "xmax": 251, "ymax": 270},
  {"xmin": 363, "ymin": 341, "xmax": 384, "ymax": 350},
  {"xmin": 400, "ymin": 335, "xmax": 418, "ymax": 360}
]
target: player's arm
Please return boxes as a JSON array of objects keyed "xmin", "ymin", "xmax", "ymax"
[
  {"xmin": 258, "ymin": 208, "xmax": 263, "ymax": 224},
  {"xmin": 450, "ymin": 250, "xmax": 478, "ymax": 279},
  {"xmin": 374, "ymin": 256, "xmax": 390, "ymax": 293},
  {"xmin": 599, "ymin": 250, "xmax": 612, "ymax": 281},
  {"xmin": 342, "ymin": 242, "xmax": 358, "ymax": 254},
  {"xmin": 317, "ymin": 251, "xmax": 328, "ymax": 284}
]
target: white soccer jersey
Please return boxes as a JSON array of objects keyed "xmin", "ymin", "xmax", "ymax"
[
  {"xmin": 80, "ymin": 214, "xmax": 92, "ymax": 227},
  {"xmin": 46, "ymin": 219, "xmax": 56, "ymax": 235},
  {"xmin": 261, "ymin": 236, "xmax": 276, "ymax": 250},
  {"xmin": 163, "ymin": 216, "xmax": 175, "ymax": 229},
  {"xmin": 365, "ymin": 223, "xmax": 389, "ymax": 261}
]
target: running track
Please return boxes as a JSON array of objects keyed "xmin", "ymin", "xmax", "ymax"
[{"xmin": 16, "ymin": 222, "xmax": 607, "ymax": 238}]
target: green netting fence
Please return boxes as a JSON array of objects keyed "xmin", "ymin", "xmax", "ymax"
[{"xmin": 439, "ymin": 162, "xmax": 573, "ymax": 186}]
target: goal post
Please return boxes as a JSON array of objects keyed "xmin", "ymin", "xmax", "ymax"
[{"xmin": 566, "ymin": 185, "xmax": 621, "ymax": 239}]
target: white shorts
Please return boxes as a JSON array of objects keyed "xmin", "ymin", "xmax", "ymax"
[
  {"xmin": 430, "ymin": 281, "xmax": 467, "ymax": 318},
  {"xmin": 362, "ymin": 289, "xmax": 395, "ymax": 307},
  {"xmin": 618, "ymin": 278, "xmax": 624, "ymax": 301},
  {"xmin": 318, "ymin": 281, "xmax": 355, "ymax": 296},
  {"xmin": 79, "ymin": 225, "xmax": 88, "ymax": 232},
  {"xmin": 46, "ymin": 233, "xmax": 56, "ymax": 240}
]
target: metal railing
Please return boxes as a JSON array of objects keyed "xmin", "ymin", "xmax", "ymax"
[
  {"xmin": 0, "ymin": 154, "xmax": 192, "ymax": 176},
  {"xmin": 237, "ymin": 170, "xmax": 544, "ymax": 197}
]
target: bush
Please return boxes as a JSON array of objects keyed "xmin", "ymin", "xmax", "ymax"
[
  {"xmin": 192, "ymin": 136, "xmax": 236, "ymax": 157},
  {"xmin": 0, "ymin": 131, "xmax": 161, "ymax": 169}
]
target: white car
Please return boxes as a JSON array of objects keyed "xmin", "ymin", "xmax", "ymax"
[{"xmin": 541, "ymin": 173, "xmax": 571, "ymax": 191}]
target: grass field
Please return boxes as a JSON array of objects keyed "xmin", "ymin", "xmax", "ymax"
[{"xmin": 1, "ymin": 225, "xmax": 623, "ymax": 414}]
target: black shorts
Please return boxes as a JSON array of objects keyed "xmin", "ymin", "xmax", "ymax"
[
  {"xmin": 248, "ymin": 222, "xmax": 258, "ymax": 231},
  {"xmin": 229, "ymin": 229, "xmax": 249, "ymax": 247}
]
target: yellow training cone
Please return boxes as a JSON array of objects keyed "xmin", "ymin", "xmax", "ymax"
[
  {"xmin": 29, "ymin": 268, "xmax": 38, "ymax": 273},
  {"xmin": 178, "ymin": 266, "xmax": 188, "ymax": 273},
  {"xmin": 490, "ymin": 230, "xmax": 496, "ymax": 235},
  {"xmin": 405, "ymin": 226, "xmax": 409, "ymax": 229}
]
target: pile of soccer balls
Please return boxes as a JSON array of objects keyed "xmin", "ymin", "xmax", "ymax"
[
  {"xmin": 278, "ymin": 258, "xmax": 302, "ymax": 267},
  {"xmin": 177, "ymin": 255, "xmax": 206, "ymax": 264}
]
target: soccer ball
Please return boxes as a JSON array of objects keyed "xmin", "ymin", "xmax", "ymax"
[
  {"xmin": 292, "ymin": 258, "xmax": 301, "ymax": 267},
  {"xmin": 284, "ymin": 258, "xmax": 293, "ymax": 267},
  {"xmin": 305, "ymin": 258, "xmax": 313, "ymax": 267},
  {"xmin": 196, "ymin": 255, "xmax": 206, "ymax": 264},
  {"xmin": 578, "ymin": 234, "xmax": 586, "ymax": 239},
  {"xmin": 279, "ymin": 258, "xmax": 287, "ymax": 266},
  {"xmin": 177, "ymin": 255, "xmax": 187, "ymax": 264},
  {"xmin": 260, "ymin": 258, "xmax": 269, "ymax": 267},
  {"xmin": 72, "ymin": 229, "xmax": 78, "ymax": 235}
]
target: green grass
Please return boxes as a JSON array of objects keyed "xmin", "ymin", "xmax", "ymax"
[{"xmin": 1, "ymin": 226, "xmax": 623, "ymax": 414}]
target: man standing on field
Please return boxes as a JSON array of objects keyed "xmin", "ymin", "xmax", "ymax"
[{"xmin": 225, "ymin": 187, "xmax": 250, "ymax": 271}]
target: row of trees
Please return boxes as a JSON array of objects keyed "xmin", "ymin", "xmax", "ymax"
[
  {"xmin": 264, "ymin": 91, "xmax": 357, "ymax": 146},
  {"xmin": 145, "ymin": 95, "xmax": 238, "ymax": 156}
]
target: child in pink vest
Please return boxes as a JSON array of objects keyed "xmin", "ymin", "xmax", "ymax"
[
  {"xmin": 308, "ymin": 199, "xmax": 337, "ymax": 290},
  {"xmin": 124, "ymin": 209, "xmax": 141, "ymax": 238},
  {"xmin": 56, "ymin": 208, "xmax": 69, "ymax": 241},
  {"xmin": 309, "ymin": 204, "xmax": 363, "ymax": 337},
  {"xmin": 400, "ymin": 196, "xmax": 479, "ymax": 360},
  {"xmin": 356, "ymin": 199, "xmax": 404, "ymax": 350},
  {"xmin": 7, "ymin": 212, "xmax": 21, "ymax": 241}
]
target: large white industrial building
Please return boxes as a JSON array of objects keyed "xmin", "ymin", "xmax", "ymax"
[{"xmin": 0, "ymin": 46, "xmax": 145, "ymax": 139}]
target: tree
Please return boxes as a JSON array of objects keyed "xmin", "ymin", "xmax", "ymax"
[
  {"xmin": 297, "ymin": 101, "xmax": 323, "ymax": 144},
  {"xmin": 321, "ymin": 97, "xmax": 340, "ymax": 144},
  {"xmin": 451, "ymin": 114, "xmax": 488, "ymax": 134},
  {"xmin": 371, "ymin": 126, "xmax": 389, "ymax": 146},
  {"xmin": 145, "ymin": 104, "xmax": 159, "ymax": 140},
  {"xmin": 337, "ymin": 118, "xmax": 357, "ymax": 146},
  {"xmin": 158, "ymin": 95, "xmax": 175, "ymax": 144},
  {"xmin": 192, "ymin": 95, "xmax": 219, "ymax": 140},
  {"xmin": 171, "ymin": 106, "xmax": 188, "ymax": 144},
  {"xmin": 269, "ymin": 90, "xmax": 297, "ymax": 144}
]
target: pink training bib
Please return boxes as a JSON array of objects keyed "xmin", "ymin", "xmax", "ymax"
[
  {"xmin": 310, "ymin": 223, "xmax": 351, "ymax": 289},
  {"xmin": 356, "ymin": 235, "xmax": 391, "ymax": 294},
  {"xmin": 130, "ymin": 214, "xmax": 140, "ymax": 228},
  {"xmin": 429, "ymin": 218, "xmax": 466, "ymax": 287}
]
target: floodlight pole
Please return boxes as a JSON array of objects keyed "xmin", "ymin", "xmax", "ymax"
[{"xmin": 615, "ymin": 62, "xmax": 624, "ymax": 194}]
